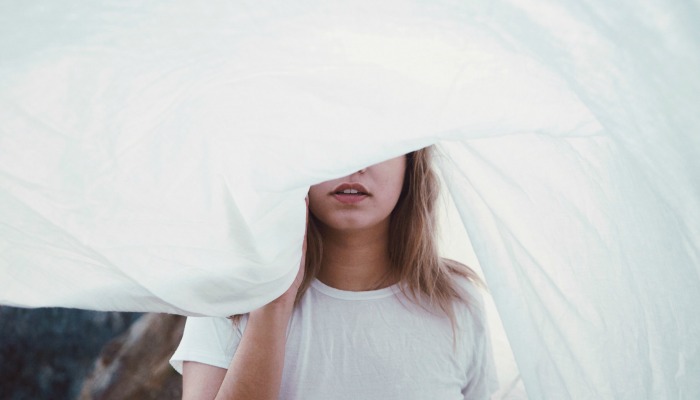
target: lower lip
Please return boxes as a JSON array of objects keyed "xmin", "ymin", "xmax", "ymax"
[{"xmin": 333, "ymin": 194, "xmax": 368, "ymax": 204}]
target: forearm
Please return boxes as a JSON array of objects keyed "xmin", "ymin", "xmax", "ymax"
[{"xmin": 215, "ymin": 300, "xmax": 294, "ymax": 400}]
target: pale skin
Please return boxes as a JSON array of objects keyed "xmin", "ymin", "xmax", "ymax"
[{"xmin": 182, "ymin": 155, "xmax": 407, "ymax": 400}]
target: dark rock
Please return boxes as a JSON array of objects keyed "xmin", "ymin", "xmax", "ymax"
[
  {"xmin": 78, "ymin": 313, "xmax": 185, "ymax": 400},
  {"xmin": 0, "ymin": 306, "xmax": 141, "ymax": 400}
]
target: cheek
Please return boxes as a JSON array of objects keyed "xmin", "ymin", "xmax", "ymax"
[
  {"xmin": 307, "ymin": 184, "xmax": 329, "ymax": 218},
  {"xmin": 379, "ymin": 171, "xmax": 406, "ymax": 208},
  {"xmin": 381, "ymin": 157, "xmax": 407, "ymax": 205},
  {"xmin": 383, "ymin": 182, "xmax": 405, "ymax": 212}
]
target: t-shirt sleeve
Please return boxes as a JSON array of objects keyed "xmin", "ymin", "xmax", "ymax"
[
  {"xmin": 169, "ymin": 315, "xmax": 246, "ymax": 374},
  {"xmin": 460, "ymin": 284, "xmax": 499, "ymax": 400}
]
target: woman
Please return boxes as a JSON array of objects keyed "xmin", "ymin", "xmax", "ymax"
[{"xmin": 170, "ymin": 146, "xmax": 496, "ymax": 399}]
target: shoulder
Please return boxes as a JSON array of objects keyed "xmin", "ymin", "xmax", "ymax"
[
  {"xmin": 441, "ymin": 259, "xmax": 488, "ymax": 332},
  {"xmin": 170, "ymin": 316, "xmax": 244, "ymax": 374},
  {"xmin": 179, "ymin": 315, "xmax": 246, "ymax": 349},
  {"xmin": 441, "ymin": 258, "xmax": 486, "ymax": 301},
  {"xmin": 185, "ymin": 315, "xmax": 246, "ymax": 338},
  {"xmin": 441, "ymin": 258, "xmax": 485, "ymax": 288}
]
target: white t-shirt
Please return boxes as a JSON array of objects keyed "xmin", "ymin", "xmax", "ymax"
[{"xmin": 171, "ymin": 278, "xmax": 497, "ymax": 399}]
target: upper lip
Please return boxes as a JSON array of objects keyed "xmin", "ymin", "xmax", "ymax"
[{"xmin": 331, "ymin": 183, "xmax": 370, "ymax": 195}]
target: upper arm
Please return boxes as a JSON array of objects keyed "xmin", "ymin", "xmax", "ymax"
[
  {"xmin": 171, "ymin": 316, "xmax": 246, "ymax": 399},
  {"xmin": 182, "ymin": 361, "xmax": 228, "ymax": 400}
]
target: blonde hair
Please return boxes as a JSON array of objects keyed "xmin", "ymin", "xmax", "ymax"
[{"xmin": 296, "ymin": 145, "xmax": 483, "ymax": 327}]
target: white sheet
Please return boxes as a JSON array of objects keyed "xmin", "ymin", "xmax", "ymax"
[{"xmin": 1, "ymin": 1, "xmax": 698, "ymax": 398}]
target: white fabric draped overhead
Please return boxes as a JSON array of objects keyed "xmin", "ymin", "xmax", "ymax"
[{"xmin": 1, "ymin": 1, "xmax": 698, "ymax": 399}]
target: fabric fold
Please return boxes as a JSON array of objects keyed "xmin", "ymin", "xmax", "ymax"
[{"xmin": 1, "ymin": 1, "xmax": 698, "ymax": 398}]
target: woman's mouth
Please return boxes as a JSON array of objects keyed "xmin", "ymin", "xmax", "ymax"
[{"xmin": 332, "ymin": 188, "xmax": 369, "ymax": 204}]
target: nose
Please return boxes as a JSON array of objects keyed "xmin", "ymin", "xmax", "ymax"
[{"xmin": 347, "ymin": 167, "xmax": 367, "ymax": 180}]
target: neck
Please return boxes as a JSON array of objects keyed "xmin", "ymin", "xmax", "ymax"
[{"xmin": 316, "ymin": 220, "xmax": 396, "ymax": 291}]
